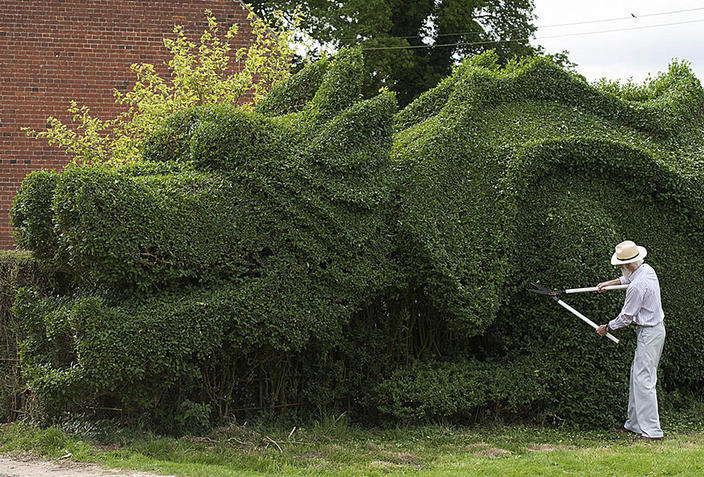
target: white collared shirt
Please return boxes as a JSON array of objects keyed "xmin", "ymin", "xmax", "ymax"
[{"xmin": 608, "ymin": 263, "xmax": 665, "ymax": 330}]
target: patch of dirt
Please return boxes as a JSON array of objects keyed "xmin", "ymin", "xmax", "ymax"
[
  {"xmin": 0, "ymin": 456, "xmax": 175, "ymax": 477},
  {"xmin": 475, "ymin": 447, "xmax": 511, "ymax": 459},
  {"xmin": 364, "ymin": 441, "xmax": 381, "ymax": 451}
]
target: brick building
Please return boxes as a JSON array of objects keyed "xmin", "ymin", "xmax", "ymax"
[{"xmin": 0, "ymin": 0, "xmax": 255, "ymax": 249}]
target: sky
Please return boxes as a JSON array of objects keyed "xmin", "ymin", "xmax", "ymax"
[{"xmin": 532, "ymin": 0, "xmax": 704, "ymax": 84}]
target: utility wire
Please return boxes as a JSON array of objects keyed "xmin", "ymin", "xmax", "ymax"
[
  {"xmin": 341, "ymin": 6, "xmax": 704, "ymax": 44},
  {"xmin": 540, "ymin": 17, "xmax": 704, "ymax": 39},
  {"xmin": 361, "ymin": 17, "xmax": 704, "ymax": 51},
  {"xmin": 538, "ymin": 6, "xmax": 704, "ymax": 29}
]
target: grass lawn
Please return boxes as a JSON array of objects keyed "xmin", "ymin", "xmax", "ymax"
[{"xmin": 2, "ymin": 406, "xmax": 704, "ymax": 476}]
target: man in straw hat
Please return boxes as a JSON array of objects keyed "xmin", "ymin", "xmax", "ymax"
[{"xmin": 596, "ymin": 240, "xmax": 666, "ymax": 441}]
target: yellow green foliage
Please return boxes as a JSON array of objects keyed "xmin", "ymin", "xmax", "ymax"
[{"xmin": 23, "ymin": 9, "xmax": 300, "ymax": 166}]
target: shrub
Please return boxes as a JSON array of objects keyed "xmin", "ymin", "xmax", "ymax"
[
  {"xmin": 12, "ymin": 49, "xmax": 402, "ymax": 426},
  {"xmin": 0, "ymin": 251, "xmax": 62, "ymax": 422},
  {"xmin": 23, "ymin": 9, "xmax": 300, "ymax": 166},
  {"xmin": 256, "ymin": 56, "xmax": 331, "ymax": 116},
  {"xmin": 10, "ymin": 172, "xmax": 61, "ymax": 260},
  {"xmin": 10, "ymin": 50, "xmax": 704, "ymax": 430},
  {"xmin": 51, "ymin": 165, "xmax": 242, "ymax": 292},
  {"xmin": 374, "ymin": 359, "xmax": 546, "ymax": 421},
  {"xmin": 390, "ymin": 54, "xmax": 704, "ymax": 427}
]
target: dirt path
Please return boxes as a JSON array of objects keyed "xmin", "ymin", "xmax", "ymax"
[{"xmin": 0, "ymin": 456, "xmax": 175, "ymax": 477}]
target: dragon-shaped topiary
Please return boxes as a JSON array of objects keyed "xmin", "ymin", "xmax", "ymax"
[{"xmin": 11, "ymin": 49, "xmax": 704, "ymax": 429}]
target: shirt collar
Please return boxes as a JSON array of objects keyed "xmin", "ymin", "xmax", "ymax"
[{"xmin": 629, "ymin": 263, "xmax": 646, "ymax": 281}]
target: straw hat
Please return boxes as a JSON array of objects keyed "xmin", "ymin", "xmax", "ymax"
[{"xmin": 611, "ymin": 240, "xmax": 647, "ymax": 265}]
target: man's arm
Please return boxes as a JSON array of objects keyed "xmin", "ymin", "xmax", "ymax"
[
  {"xmin": 596, "ymin": 277, "xmax": 623, "ymax": 335},
  {"xmin": 597, "ymin": 279, "xmax": 642, "ymax": 336},
  {"xmin": 597, "ymin": 276, "xmax": 629, "ymax": 292}
]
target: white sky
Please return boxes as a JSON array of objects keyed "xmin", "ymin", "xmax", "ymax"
[{"xmin": 533, "ymin": 0, "xmax": 704, "ymax": 84}]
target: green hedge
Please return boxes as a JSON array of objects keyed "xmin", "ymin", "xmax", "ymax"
[
  {"xmin": 11, "ymin": 172, "xmax": 60, "ymax": 260},
  {"xmin": 10, "ymin": 49, "xmax": 704, "ymax": 430},
  {"xmin": 15, "ymin": 94, "xmax": 398, "ymax": 296},
  {"xmin": 386, "ymin": 54, "xmax": 704, "ymax": 428},
  {"xmin": 0, "ymin": 251, "xmax": 62, "ymax": 422},
  {"xmin": 58, "ymin": 166, "xmax": 257, "ymax": 293},
  {"xmin": 374, "ymin": 359, "xmax": 546, "ymax": 421},
  {"xmin": 256, "ymin": 56, "xmax": 331, "ymax": 116},
  {"xmin": 10, "ymin": 49, "xmax": 401, "ymax": 428}
]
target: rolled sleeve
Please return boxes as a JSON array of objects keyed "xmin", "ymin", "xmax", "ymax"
[
  {"xmin": 609, "ymin": 284, "xmax": 643, "ymax": 330},
  {"xmin": 619, "ymin": 275, "xmax": 631, "ymax": 285}
]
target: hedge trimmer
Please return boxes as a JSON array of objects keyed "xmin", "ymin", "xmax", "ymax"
[{"xmin": 528, "ymin": 283, "xmax": 627, "ymax": 344}]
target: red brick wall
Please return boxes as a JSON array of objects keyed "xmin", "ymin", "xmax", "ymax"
[{"xmin": 0, "ymin": 0, "xmax": 254, "ymax": 249}]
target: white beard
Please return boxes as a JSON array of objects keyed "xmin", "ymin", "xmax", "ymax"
[{"xmin": 621, "ymin": 265, "xmax": 632, "ymax": 280}]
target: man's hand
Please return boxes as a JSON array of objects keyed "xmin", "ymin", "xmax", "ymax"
[
  {"xmin": 596, "ymin": 282, "xmax": 610, "ymax": 293},
  {"xmin": 596, "ymin": 324, "xmax": 608, "ymax": 337}
]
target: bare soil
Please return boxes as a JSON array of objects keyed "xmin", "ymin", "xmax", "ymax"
[{"xmin": 0, "ymin": 456, "xmax": 174, "ymax": 477}]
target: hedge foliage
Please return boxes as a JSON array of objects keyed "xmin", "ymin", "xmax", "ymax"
[
  {"xmin": 390, "ymin": 53, "xmax": 704, "ymax": 428},
  {"xmin": 10, "ymin": 49, "xmax": 704, "ymax": 430},
  {"xmin": 0, "ymin": 251, "xmax": 62, "ymax": 422},
  {"xmin": 375, "ymin": 359, "xmax": 546, "ymax": 421},
  {"xmin": 11, "ymin": 49, "xmax": 400, "ymax": 429}
]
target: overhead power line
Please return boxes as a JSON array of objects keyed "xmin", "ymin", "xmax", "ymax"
[
  {"xmin": 539, "ymin": 17, "xmax": 704, "ymax": 39},
  {"xmin": 361, "ymin": 17, "xmax": 704, "ymax": 51},
  {"xmin": 341, "ymin": 6, "xmax": 704, "ymax": 44},
  {"xmin": 538, "ymin": 6, "xmax": 704, "ymax": 29}
]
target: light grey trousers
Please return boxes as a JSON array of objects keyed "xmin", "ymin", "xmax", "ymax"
[{"xmin": 623, "ymin": 322, "xmax": 666, "ymax": 438}]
